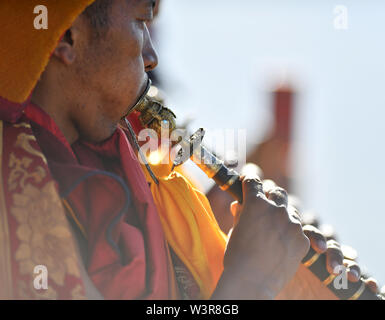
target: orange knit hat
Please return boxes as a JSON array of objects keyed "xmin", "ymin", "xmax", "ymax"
[{"xmin": 0, "ymin": 0, "xmax": 96, "ymax": 104}]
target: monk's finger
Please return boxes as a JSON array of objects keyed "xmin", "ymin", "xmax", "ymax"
[
  {"xmin": 343, "ymin": 259, "xmax": 361, "ymax": 282},
  {"xmin": 326, "ymin": 240, "xmax": 344, "ymax": 275},
  {"xmin": 265, "ymin": 186, "xmax": 288, "ymax": 208},
  {"xmin": 287, "ymin": 205, "xmax": 302, "ymax": 224},
  {"xmin": 240, "ymin": 163, "xmax": 264, "ymax": 180},
  {"xmin": 241, "ymin": 174, "xmax": 264, "ymax": 205},
  {"xmin": 262, "ymin": 179, "xmax": 276, "ymax": 195},
  {"xmin": 303, "ymin": 225, "xmax": 327, "ymax": 254}
]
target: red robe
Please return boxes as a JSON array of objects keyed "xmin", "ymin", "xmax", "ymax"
[{"xmin": 0, "ymin": 98, "xmax": 180, "ymax": 299}]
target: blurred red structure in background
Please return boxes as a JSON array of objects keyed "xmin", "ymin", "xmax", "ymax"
[{"xmin": 248, "ymin": 83, "xmax": 295, "ymax": 190}]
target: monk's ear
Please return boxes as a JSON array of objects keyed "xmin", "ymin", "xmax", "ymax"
[{"xmin": 53, "ymin": 29, "xmax": 76, "ymax": 65}]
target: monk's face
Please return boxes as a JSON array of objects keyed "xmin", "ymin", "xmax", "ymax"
[{"xmin": 53, "ymin": 0, "xmax": 158, "ymax": 142}]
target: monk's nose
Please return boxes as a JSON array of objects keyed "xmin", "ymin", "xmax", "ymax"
[{"xmin": 143, "ymin": 26, "xmax": 158, "ymax": 72}]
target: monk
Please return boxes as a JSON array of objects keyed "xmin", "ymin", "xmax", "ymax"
[{"xmin": 0, "ymin": 0, "xmax": 376, "ymax": 299}]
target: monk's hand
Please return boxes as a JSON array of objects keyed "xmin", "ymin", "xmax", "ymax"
[
  {"xmin": 259, "ymin": 180, "xmax": 379, "ymax": 289},
  {"xmin": 318, "ymin": 239, "xmax": 380, "ymax": 293},
  {"xmin": 213, "ymin": 174, "xmax": 310, "ymax": 300}
]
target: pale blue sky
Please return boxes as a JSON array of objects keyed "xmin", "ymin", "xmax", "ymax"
[{"xmin": 155, "ymin": 0, "xmax": 385, "ymax": 286}]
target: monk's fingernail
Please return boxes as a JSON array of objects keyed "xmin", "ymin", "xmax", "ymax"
[{"xmin": 317, "ymin": 240, "xmax": 327, "ymax": 251}]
